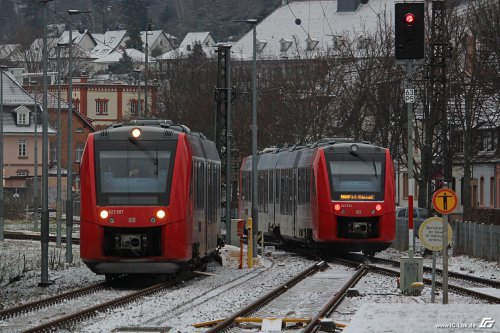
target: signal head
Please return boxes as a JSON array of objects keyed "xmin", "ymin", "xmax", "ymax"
[{"xmin": 405, "ymin": 13, "xmax": 415, "ymax": 24}]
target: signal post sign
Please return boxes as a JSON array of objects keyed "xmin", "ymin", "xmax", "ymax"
[{"xmin": 432, "ymin": 188, "xmax": 458, "ymax": 214}]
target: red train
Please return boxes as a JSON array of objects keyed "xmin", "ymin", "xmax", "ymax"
[
  {"xmin": 239, "ymin": 138, "xmax": 395, "ymax": 255},
  {"xmin": 80, "ymin": 120, "xmax": 222, "ymax": 279}
]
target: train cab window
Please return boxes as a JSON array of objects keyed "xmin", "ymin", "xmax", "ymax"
[
  {"xmin": 326, "ymin": 152, "xmax": 385, "ymax": 201},
  {"xmin": 94, "ymin": 140, "xmax": 176, "ymax": 206}
]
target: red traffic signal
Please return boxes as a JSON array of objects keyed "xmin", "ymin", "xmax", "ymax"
[
  {"xmin": 405, "ymin": 13, "xmax": 415, "ymax": 24},
  {"xmin": 395, "ymin": 2, "xmax": 425, "ymax": 60}
]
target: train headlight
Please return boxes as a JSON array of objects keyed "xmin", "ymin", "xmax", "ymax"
[
  {"xmin": 350, "ymin": 144, "xmax": 358, "ymax": 152},
  {"xmin": 156, "ymin": 209, "xmax": 166, "ymax": 219},
  {"xmin": 100, "ymin": 210, "xmax": 109, "ymax": 219},
  {"xmin": 375, "ymin": 204, "xmax": 382, "ymax": 211},
  {"xmin": 334, "ymin": 204, "xmax": 341, "ymax": 211},
  {"xmin": 131, "ymin": 128, "xmax": 141, "ymax": 138}
]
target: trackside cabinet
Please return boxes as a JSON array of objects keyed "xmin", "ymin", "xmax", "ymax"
[{"xmin": 400, "ymin": 256, "xmax": 423, "ymax": 295}]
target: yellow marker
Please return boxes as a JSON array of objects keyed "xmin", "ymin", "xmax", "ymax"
[{"xmin": 247, "ymin": 218, "xmax": 253, "ymax": 268}]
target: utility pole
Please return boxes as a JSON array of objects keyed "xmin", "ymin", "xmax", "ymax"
[
  {"xmin": 40, "ymin": 0, "xmax": 54, "ymax": 286},
  {"xmin": 144, "ymin": 20, "xmax": 152, "ymax": 118},
  {"xmin": 30, "ymin": 80, "xmax": 39, "ymax": 232},
  {"xmin": 215, "ymin": 44, "xmax": 232, "ymax": 244}
]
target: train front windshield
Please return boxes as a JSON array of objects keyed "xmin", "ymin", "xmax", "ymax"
[
  {"xmin": 94, "ymin": 140, "xmax": 176, "ymax": 206},
  {"xmin": 326, "ymin": 152, "xmax": 386, "ymax": 201}
]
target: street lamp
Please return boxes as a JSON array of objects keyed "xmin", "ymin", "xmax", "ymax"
[
  {"xmin": 235, "ymin": 18, "xmax": 258, "ymax": 256},
  {"xmin": 40, "ymin": 0, "xmax": 54, "ymax": 287},
  {"xmin": 29, "ymin": 80, "xmax": 39, "ymax": 233},
  {"xmin": 144, "ymin": 20, "xmax": 152, "ymax": 118},
  {"xmin": 66, "ymin": 9, "xmax": 91, "ymax": 264},
  {"xmin": 0, "ymin": 64, "xmax": 8, "ymax": 242},
  {"xmin": 56, "ymin": 42, "xmax": 68, "ymax": 248}
]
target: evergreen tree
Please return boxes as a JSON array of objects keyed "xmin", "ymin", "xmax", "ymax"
[
  {"xmin": 108, "ymin": 50, "xmax": 134, "ymax": 74},
  {"xmin": 189, "ymin": 42, "xmax": 206, "ymax": 60},
  {"xmin": 125, "ymin": 25, "xmax": 144, "ymax": 51}
]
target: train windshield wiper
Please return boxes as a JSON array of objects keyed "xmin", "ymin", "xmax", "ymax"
[
  {"xmin": 128, "ymin": 138, "xmax": 158, "ymax": 174},
  {"xmin": 349, "ymin": 151, "xmax": 377, "ymax": 178}
]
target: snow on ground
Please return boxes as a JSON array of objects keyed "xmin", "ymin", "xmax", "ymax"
[{"xmin": 0, "ymin": 236, "xmax": 499, "ymax": 332}]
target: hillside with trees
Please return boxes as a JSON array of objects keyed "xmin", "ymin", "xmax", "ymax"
[{"xmin": 0, "ymin": 0, "xmax": 280, "ymax": 43}]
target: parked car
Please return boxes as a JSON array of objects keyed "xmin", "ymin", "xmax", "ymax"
[{"xmin": 395, "ymin": 206, "xmax": 429, "ymax": 237}]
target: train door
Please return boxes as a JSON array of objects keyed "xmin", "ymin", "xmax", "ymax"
[{"xmin": 203, "ymin": 162, "xmax": 210, "ymax": 254}]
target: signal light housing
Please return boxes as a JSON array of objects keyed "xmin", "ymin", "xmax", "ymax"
[{"xmin": 395, "ymin": 2, "xmax": 425, "ymax": 60}]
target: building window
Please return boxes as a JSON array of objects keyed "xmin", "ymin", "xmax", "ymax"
[
  {"xmin": 480, "ymin": 176, "xmax": 484, "ymax": 206},
  {"xmin": 51, "ymin": 147, "xmax": 58, "ymax": 163},
  {"xmin": 17, "ymin": 112, "xmax": 28, "ymax": 125},
  {"xmin": 17, "ymin": 169, "xmax": 28, "ymax": 176},
  {"xmin": 75, "ymin": 144, "xmax": 84, "ymax": 163},
  {"xmin": 130, "ymin": 98, "xmax": 143, "ymax": 115},
  {"xmin": 95, "ymin": 98, "xmax": 109, "ymax": 115},
  {"xmin": 73, "ymin": 98, "xmax": 80, "ymax": 113},
  {"xmin": 76, "ymin": 127, "xmax": 84, "ymax": 133},
  {"xmin": 490, "ymin": 177, "xmax": 494, "ymax": 208},
  {"xmin": 18, "ymin": 139, "xmax": 27, "ymax": 157}
]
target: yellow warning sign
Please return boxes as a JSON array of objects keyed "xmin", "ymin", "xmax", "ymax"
[{"xmin": 432, "ymin": 188, "xmax": 458, "ymax": 214}]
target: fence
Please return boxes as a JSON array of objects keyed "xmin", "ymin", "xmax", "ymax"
[
  {"xmin": 453, "ymin": 221, "xmax": 500, "ymax": 261},
  {"xmin": 391, "ymin": 217, "xmax": 500, "ymax": 261}
]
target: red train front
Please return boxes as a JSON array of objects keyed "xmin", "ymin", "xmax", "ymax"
[
  {"xmin": 312, "ymin": 141, "xmax": 395, "ymax": 254},
  {"xmin": 239, "ymin": 138, "xmax": 395, "ymax": 255},
  {"xmin": 80, "ymin": 120, "xmax": 221, "ymax": 279}
]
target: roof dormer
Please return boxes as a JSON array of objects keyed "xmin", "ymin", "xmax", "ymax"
[
  {"xmin": 13, "ymin": 105, "xmax": 31, "ymax": 127},
  {"xmin": 257, "ymin": 39, "xmax": 267, "ymax": 53},
  {"xmin": 306, "ymin": 37, "xmax": 319, "ymax": 51},
  {"xmin": 280, "ymin": 38, "xmax": 293, "ymax": 52}
]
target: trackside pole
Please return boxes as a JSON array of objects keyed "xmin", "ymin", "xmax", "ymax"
[
  {"xmin": 247, "ymin": 218, "xmax": 253, "ymax": 268},
  {"xmin": 398, "ymin": 60, "xmax": 423, "ymax": 295}
]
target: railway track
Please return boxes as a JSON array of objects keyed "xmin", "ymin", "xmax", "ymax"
[
  {"xmin": 367, "ymin": 261, "xmax": 500, "ymax": 304},
  {"xmin": 370, "ymin": 256, "xmax": 500, "ymax": 291},
  {"xmin": 3, "ymin": 230, "xmax": 80, "ymax": 244},
  {"xmin": 0, "ymin": 271, "xmax": 199, "ymax": 333},
  {"xmin": 198, "ymin": 260, "xmax": 369, "ymax": 333}
]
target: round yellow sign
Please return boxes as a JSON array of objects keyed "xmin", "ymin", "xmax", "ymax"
[
  {"xmin": 418, "ymin": 216, "xmax": 452, "ymax": 251},
  {"xmin": 432, "ymin": 188, "xmax": 458, "ymax": 214}
]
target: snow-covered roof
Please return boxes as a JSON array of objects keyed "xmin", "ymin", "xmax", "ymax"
[
  {"xmin": 0, "ymin": 71, "xmax": 36, "ymax": 105},
  {"xmin": 91, "ymin": 30, "xmax": 127, "ymax": 59},
  {"xmin": 157, "ymin": 46, "xmax": 217, "ymax": 60},
  {"xmin": 58, "ymin": 29, "xmax": 93, "ymax": 46},
  {"xmin": 92, "ymin": 48, "xmax": 149, "ymax": 64},
  {"xmin": 140, "ymin": 30, "xmax": 163, "ymax": 45},
  {"xmin": 157, "ymin": 32, "xmax": 216, "ymax": 60},
  {"xmin": 179, "ymin": 32, "xmax": 214, "ymax": 49},
  {"xmin": 232, "ymin": 0, "xmax": 394, "ymax": 60}
]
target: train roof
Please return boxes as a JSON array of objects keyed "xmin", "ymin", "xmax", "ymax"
[
  {"xmin": 99, "ymin": 119, "xmax": 208, "ymax": 140},
  {"xmin": 241, "ymin": 138, "xmax": 388, "ymax": 172}
]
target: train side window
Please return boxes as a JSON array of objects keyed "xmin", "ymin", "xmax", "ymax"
[{"xmin": 305, "ymin": 168, "xmax": 311, "ymax": 204}]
